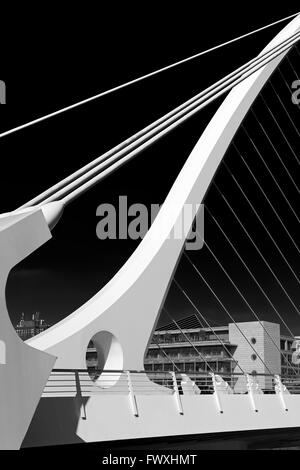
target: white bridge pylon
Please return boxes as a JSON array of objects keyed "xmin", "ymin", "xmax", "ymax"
[
  {"xmin": 27, "ymin": 15, "xmax": 300, "ymax": 371},
  {"xmin": 0, "ymin": 15, "xmax": 299, "ymax": 449}
]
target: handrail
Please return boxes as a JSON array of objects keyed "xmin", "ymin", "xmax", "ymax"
[
  {"xmin": 51, "ymin": 368, "xmax": 300, "ymax": 379},
  {"xmin": 42, "ymin": 369, "xmax": 300, "ymax": 402}
]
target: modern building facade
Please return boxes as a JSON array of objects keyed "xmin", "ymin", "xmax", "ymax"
[
  {"xmin": 145, "ymin": 321, "xmax": 236, "ymax": 376},
  {"xmin": 143, "ymin": 315, "xmax": 299, "ymax": 390},
  {"xmin": 281, "ymin": 334, "xmax": 298, "ymax": 377}
]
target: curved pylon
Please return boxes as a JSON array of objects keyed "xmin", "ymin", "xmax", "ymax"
[{"xmin": 27, "ymin": 15, "xmax": 300, "ymax": 374}]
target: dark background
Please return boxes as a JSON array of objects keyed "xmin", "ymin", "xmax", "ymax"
[{"xmin": 0, "ymin": 4, "xmax": 299, "ymax": 334}]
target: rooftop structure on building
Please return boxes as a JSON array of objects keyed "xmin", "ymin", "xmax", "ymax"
[{"xmin": 15, "ymin": 312, "xmax": 51, "ymax": 341}]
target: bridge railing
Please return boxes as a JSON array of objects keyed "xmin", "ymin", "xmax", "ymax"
[{"xmin": 41, "ymin": 369, "xmax": 300, "ymax": 398}]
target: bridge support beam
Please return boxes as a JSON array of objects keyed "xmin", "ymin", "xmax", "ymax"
[{"xmin": 0, "ymin": 209, "xmax": 56, "ymax": 449}]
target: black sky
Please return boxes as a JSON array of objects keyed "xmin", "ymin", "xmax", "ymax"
[{"xmin": 0, "ymin": 5, "xmax": 299, "ymax": 335}]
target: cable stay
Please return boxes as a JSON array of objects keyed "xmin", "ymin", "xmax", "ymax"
[
  {"xmin": 205, "ymin": 207, "xmax": 297, "ymax": 338},
  {"xmin": 295, "ymin": 44, "xmax": 300, "ymax": 58},
  {"xmin": 192, "ymin": 215, "xmax": 298, "ymax": 373},
  {"xmin": 14, "ymin": 28, "xmax": 300, "ymax": 210},
  {"xmin": 260, "ymin": 96, "xmax": 300, "ymax": 165},
  {"xmin": 243, "ymin": 124, "xmax": 300, "ymax": 222},
  {"xmin": 0, "ymin": 12, "xmax": 298, "ymax": 142},
  {"xmin": 164, "ymin": 133, "xmax": 300, "ymax": 377},
  {"xmin": 172, "ymin": 279, "xmax": 245, "ymax": 375},
  {"xmin": 213, "ymin": 183, "xmax": 300, "ymax": 316},
  {"xmin": 163, "ymin": 308, "xmax": 215, "ymax": 374},
  {"xmin": 269, "ymin": 80, "xmax": 300, "ymax": 141},
  {"xmin": 181, "ymin": 253, "xmax": 274, "ymax": 375},
  {"xmin": 151, "ymin": 337, "xmax": 180, "ymax": 372},
  {"xmin": 286, "ymin": 55, "xmax": 300, "ymax": 78},
  {"xmin": 223, "ymin": 162, "xmax": 300, "ymax": 286},
  {"xmin": 233, "ymin": 143, "xmax": 300, "ymax": 254},
  {"xmin": 251, "ymin": 110, "xmax": 300, "ymax": 192},
  {"xmin": 278, "ymin": 65, "xmax": 300, "ymax": 105}
]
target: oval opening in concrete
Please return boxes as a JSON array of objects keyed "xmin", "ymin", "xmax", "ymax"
[{"xmin": 86, "ymin": 331, "xmax": 123, "ymax": 388}]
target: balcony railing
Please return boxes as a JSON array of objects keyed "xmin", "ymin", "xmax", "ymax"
[{"xmin": 145, "ymin": 354, "xmax": 232, "ymax": 361}]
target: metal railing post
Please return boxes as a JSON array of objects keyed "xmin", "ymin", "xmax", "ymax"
[
  {"xmin": 74, "ymin": 370, "xmax": 87, "ymax": 420},
  {"xmin": 246, "ymin": 374, "xmax": 261, "ymax": 412},
  {"xmin": 210, "ymin": 373, "xmax": 224, "ymax": 414},
  {"xmin": 170, "ymin": 371, "xmax": 184, "ymax": 415},
  {"xmin": 126, "ymin": 371, "xmax": 139, "ymax": 417},
  {"xmin": 274, "ymin": 375, "xmax": 289, "ymax": 412}
]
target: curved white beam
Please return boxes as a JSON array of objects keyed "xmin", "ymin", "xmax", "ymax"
[{"xmin": 28, "ymin": 16, "xmax": 300, "ymax": 377}]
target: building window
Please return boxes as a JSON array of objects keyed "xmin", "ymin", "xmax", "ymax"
[
  {"xmin": 251, "ymin": 338, "xmax": 256, "ymax": 345},
  {"xmin": 251, "ymin": 354, "xmax": 257, "ymax": 361},
  {"xmin": 184, "ymin": 363, "xmax": 195, "ymax": 372}
]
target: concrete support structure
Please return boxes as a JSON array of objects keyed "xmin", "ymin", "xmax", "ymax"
[{"xmin": 0, "ymin": 209, "xmax": 56, "ymax": 449}]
